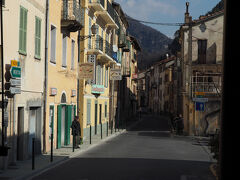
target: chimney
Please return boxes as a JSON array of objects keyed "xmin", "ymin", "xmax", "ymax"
[{"xmin": 185, "ymin": 2, "xmax": 192, "ymax": 24}]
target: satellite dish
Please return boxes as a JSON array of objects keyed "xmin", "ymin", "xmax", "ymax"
[{"xmin": 113, "ymin": 45, "xmax": 118, "ymax": 52}]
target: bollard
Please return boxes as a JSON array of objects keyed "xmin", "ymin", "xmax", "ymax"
[
  {"xmin": 90, "ymin": 125, "xmax": 91, "ymax": 144},
  {"xmin": 51, "ymin": 133, "xmax": 53, "ymax": 162},
  {"xmin": 101, "ymin": 122, "xmax": 102, "ymax": 139},
  {"xmin": 73, "ymin": 135, "xmax": 75, "ymax": 152},
  {"xmin": 107, "ymin": 121, "xmax": 108, "ymax": 136},
  {"xmin": 32, "ymin": 138, "xmax": 35, "ymax": 170},
  {"xmin": 111, "ymin": 122, "xmax": 113, "ymax": 134}
]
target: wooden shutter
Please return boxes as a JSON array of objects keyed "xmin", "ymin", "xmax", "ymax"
[
  {"xmin": 57, "ymin": 105, "xmax": 62, "ymax": 149},
  {"xmin": 19, "ymin": 6, "xmax": 27, "ymax": 54},
  {"xmin": 35, "ymin": 17, "xmax": 41, "ymax": 59},
  {"xmin": 198, "ymin": 40, "xmax": 207, "ymax": 64},
  {"xmin": 65, "ymin": 105, "xmax": 72, "ymax": 145}
]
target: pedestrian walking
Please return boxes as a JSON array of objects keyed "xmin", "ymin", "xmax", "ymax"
[
  {"xmin": 175, "ymin": 114, "xmax": 184, "ymax": 135},
  {"xmin": 71, "ymin": 116, "xmax": 81, "ymax": 148}
]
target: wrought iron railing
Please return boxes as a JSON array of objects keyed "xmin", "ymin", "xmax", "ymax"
[
  {"xmin": 62, "ymin": 0, "xmax": 84, "ymax": 27},
  {"xmin": 88, "ymin": 35, "xmax": 104, "ymax": 52}
]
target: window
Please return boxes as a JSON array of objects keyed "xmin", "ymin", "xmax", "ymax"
[
  {"xmin": 96, "ymin": 63, "xmax": 102, "ymax": 85},
  {"xmin": 35, "ymin": 17, "xmax": 41, "ymax": 59},
  {"xmin": 50, "ymin": 25, "xmax": 56, "ymax": 63},
  {"xmin": 105, "ymin": 67, "xmax": 108, "ymax": 87},
  {"xmin": 19, "ymin": 6, "xmax": 28, "ymax": 55},
  {"xmin": 198, "ymin": 39, "xmax": 207, "ymax": 64},
  {"xmin": 87, "ymin": 99, "xmax": 91, "ymax": 125},
  {"xmin": 71, "ymin": 40, "xmax": 75, "ymax": 69},
  {"xmin": 62, "ymin": 35, "xmax": 67, "ymax": 67}
]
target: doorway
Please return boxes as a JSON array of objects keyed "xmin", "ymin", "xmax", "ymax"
[
  {"xmin": 28, "ymin": 107, "xmax": 41, "ymax": 157},
  {"xmin": 17, "ymin": 107, "xmax": 24, "ymax": 160}
]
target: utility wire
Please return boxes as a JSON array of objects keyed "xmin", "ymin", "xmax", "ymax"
[{"xmin": 126, "ymin": 16, "xmax": 184, "ymax": 26}]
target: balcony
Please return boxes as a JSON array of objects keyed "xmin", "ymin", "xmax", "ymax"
[
  {"xmin": 122, "ymin": 39, "xmax": 130, "ymax": 52},
  {"xmin": 98, "ymin": 40, "xmax": 115, "ymax": 64},
  {"xmin": 61, "ymin": 0, "xmax": 84, "ymax": 32},
  {"xmin": 88, "ymin": 0, "xmax": 105, "ymax": 12},
  {"xmin": 95, "ymin": 1, "xmax": 118, "ymax": 29},
  {"xmin": 87, "ymin": 35, "xmax": 104, "ymax": 55}
]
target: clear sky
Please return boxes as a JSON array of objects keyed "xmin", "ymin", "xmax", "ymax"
[{"xmin": 114, "ymin": 0, "xmax": 221, "ymax": 39}]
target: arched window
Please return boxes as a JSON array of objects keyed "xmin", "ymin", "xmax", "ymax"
[{"xmin": 61, "ymin": 93, "xmax": 67, "ymax": 104}]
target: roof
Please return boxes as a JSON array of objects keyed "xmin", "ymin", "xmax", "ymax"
[{"xmin": 192, "ymin": 10, "xmax": 224, "ymax": 25}]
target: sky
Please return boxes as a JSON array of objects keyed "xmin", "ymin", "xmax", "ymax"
[{"xmin": 114, "ymin": 0, "xmax": 221, "ymax": 39}]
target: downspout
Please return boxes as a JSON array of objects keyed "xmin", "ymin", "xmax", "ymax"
[{"xmin": 43, "ymin": 0, "xmax": 49, "ymax": 153}]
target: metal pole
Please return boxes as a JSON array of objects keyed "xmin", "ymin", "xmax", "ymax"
[
  {"xmin": 106, "ymin": 121, "xmax": 108, "ymax": 136},
  {"xmin": 1, "ymin": 0, "xmax": 5, "ymax": 148},
  {"xmin": 90, "ymin": 125, "xmax": 91, "ymax": 144},
  {"xmin": 32, "ymin": 138, "xmax": 35, "ymax": 170},
  {"xmin": 72, "ymin": 135, "xmax": 75, "ymax": 152},
  {"xmin": 50, "ymin": 133, "xmax": 53, "ymax": 162},
  {"xmin": 101, "ymin": 122, "xmax": 102, "ymax": 139}
]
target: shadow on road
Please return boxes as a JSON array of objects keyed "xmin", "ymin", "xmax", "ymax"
[{"xmin": 32, "ymin": 157, "xmax": 215, "ymax": 180}]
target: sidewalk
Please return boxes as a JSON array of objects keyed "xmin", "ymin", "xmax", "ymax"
[{"xmin": 0, "ymin": 119, "xmax": 140, "ymax": 180}]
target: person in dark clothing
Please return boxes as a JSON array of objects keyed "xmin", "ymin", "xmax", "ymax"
[
  {"xmin": 175, "ymin": 114, "xmax": 184, "ymax": 135},
  {"xmin": 71, "ymin": 116, "xmax": 81, "ymax": 148}
]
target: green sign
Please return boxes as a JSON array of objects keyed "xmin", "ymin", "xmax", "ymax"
[
  {"xmin": 10, "ymin": 66, "xmax": 21, "ymax": 78},
  {"xmin": 91, "ymin": 85, "xmax": 104, "ymax": 94}
]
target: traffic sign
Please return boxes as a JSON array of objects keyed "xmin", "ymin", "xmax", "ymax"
[
  {"xmin": 195, "ymin": 102, "xmax": 205, "ymax": 111},
  {"xmin": 10, "ymin": 87, "xmax": 21, "ymax": 94},
  {"xmin": 10, "ymin": 66, "xmax": 21, "ymax": 78},
  {"xmin": 192, "ymin": 98, "xmax": 208, "ymax": 102},
  {"xmin": 10, "ymin": 79, "xmax": 21, "ymax": 86},
  {"xmin": 11, "ymin": 60, "xmax": 18, "ymax": 67}
]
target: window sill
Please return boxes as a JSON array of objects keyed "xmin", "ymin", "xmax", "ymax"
[
  {"xmin": 34, "ymin": 55, "xmax": 41, "ymax": 60},
  {"xmin": 18, "ymin": 50, "xmax": 27, "ymax": 56},
  {"xmin": 50, "ymin": 60, "xmax": 56, "ymax": 64}
]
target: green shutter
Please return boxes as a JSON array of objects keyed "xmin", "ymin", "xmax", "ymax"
[
  {"xmin": 35, "ymin": 17, "xmax": 41, "ymax": 59},
  {"xmin": 87, "ymin": 99, "xmax": 91, "ymax": 125},
  {"xmin": 57, "ymin": 105, "xmax": 62, "ymax": 149},
  {"xmin": 19, "ymin": 6, "xmax": 27, "ymax": 55},
  {"xmin": 65, "ymin": 105, "xmax": 72, "ymax": 145}
]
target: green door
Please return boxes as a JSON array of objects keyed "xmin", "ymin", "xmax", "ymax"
[{"xmin": 57, "ymin": 105, "xmax": 62, "ymax": 149}]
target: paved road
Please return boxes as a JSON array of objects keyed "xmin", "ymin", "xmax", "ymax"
[{"xmin": 32, "ymin": 114, "xmax": 214, "ymax": 180}]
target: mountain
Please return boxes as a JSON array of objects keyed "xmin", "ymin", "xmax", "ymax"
[
  {"xmin": 126, "ymin": 16, "xmax": 173, "ymax": 70},
  {"xmin": 206, "ymin": 0, "xmax": 224, "ymax": 15}
]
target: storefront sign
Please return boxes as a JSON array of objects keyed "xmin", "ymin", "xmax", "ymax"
[
  {"xmin": 110, "ymin": 69, "xmax": 122, "ymax": 80},
  {"xmin": 91, "ymin": 85, "xmax": 104, "ymax": 94},
  {"xmin": 71, "ymin": 89, "xmax": 76, "ymax": 97},
  {"xmin": 78, "ymin": 63, "xmax": 94, "ymax": 80},
  {"xmin": 50, "ymin": 88, "xmax": 57, "ymax": 96}
]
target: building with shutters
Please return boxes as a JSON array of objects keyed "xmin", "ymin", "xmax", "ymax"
[
  {"xmin": 0, "ymin": 0, "xmax": 46, "ymax": 165},
  {"xmin": 44, "ymin": 0, "xmax": 84, "ymax": 151}
]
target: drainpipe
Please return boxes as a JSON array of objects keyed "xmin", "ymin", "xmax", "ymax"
[{"xmin": 43, "ymin": 0, "xmax": 49, "ymax": 153}]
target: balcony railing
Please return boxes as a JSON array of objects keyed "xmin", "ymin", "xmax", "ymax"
[
  {"xmin": 61, "ymin": 0, "xmax": 84, "ymax": 32},
  {"xmin": 88, "ymin": 35, "xmax": 104, "ymax": 52},
  {"xmin": 88, "ymin": 0, "xmax": 105, "ymax": 10},
  {"xmin": 104, "ymin": 40, "xmax": 113, "ymax": 58}
]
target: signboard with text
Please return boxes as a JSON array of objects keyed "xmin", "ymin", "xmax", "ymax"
[
  {"xmin": 78, "ymin": 63, "xmax": 94, "ymax": 80},
  {"xmin": 110, "ymin": 69, "xmax": 122, "ymax": 80}
]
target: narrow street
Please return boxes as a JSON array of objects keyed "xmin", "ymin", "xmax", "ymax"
[{"xmin": 32, "ymin": 114, "xmax": 215, "ymax": 180}]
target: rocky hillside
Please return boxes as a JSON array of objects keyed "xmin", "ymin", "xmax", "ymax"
[{"xmin": 127, "ymin": 16, "xmax": 172, "ymax": 70}]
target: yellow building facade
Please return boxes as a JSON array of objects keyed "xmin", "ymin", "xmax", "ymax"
[
  {"xmin": 80, "ymin": 0, "xmax": 119, "ymax": 141},
  {"xmin": 45, "ymin": 0, "xmax": 84, "ymax": 151}
]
